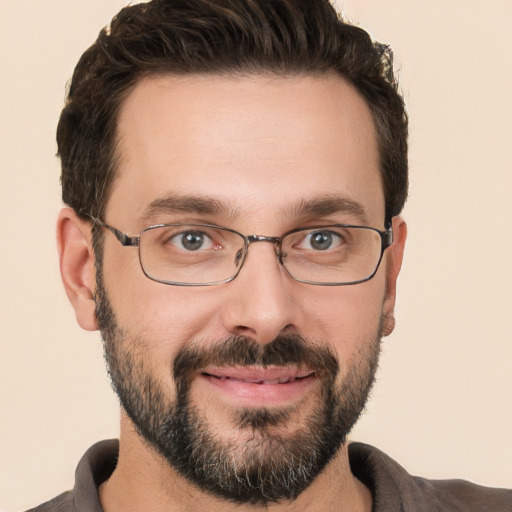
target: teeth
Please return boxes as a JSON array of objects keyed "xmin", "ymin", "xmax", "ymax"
[{"xmin": 206, "ymin": 374, "xmax": 308, "ymax": 384}]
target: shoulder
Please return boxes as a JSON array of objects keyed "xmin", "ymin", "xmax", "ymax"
[
  {"xmin": 24, "ymin": 491, "xmax": 73, "ymax": 512},
  {"xmin": 23, "ymin": 439, "xmax": 118, "ymax": 512},
  {"xmin": 349, "ymin": 442, "xmax": 512, "ymax": 512},
  {"xmin": 420, "ymin": 477, "xmax": 512, "ymax": 511}
]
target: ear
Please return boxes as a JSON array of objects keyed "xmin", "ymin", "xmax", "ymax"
[
  {"xmin": 381, "ymin": 216, "xmax": 407, "ymax": 337},
  {"xmin": 57, "ymin": 208, "xmax": 98, "ymax": 331}
]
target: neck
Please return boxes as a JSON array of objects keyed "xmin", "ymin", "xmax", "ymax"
[{"xmin": 99, "ymin": 415, "xmax": 372, "ymax": 512}]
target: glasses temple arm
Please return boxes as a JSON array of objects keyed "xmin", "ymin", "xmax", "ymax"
[
  {"xmin": 382, "ymin": 225, "xmax": 394, "ymax": 249},
  {"xmin": 87, "ymin": 215, "xmax": 140, "ymax": 247}
]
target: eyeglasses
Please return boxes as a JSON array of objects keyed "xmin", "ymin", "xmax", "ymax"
[{"xmin": 89, "ymin": 217, "xmax": 393, "ymax": 286}]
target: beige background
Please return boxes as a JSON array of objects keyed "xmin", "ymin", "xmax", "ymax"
[{"xmin": 1, "ymin": 0, "xmax": 511, "ymax": 510}]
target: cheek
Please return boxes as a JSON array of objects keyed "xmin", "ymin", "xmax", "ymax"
[
  {"xmin": 300, "ymin": 279, "xmax": 385, "ymax": 352},
  {"xmin": 306, "ymin": 287, "xmax": 384, "ymax": 392},
  {"xmin": 102, "ymin": 249, "xmax": 225, "ymax": 351}
]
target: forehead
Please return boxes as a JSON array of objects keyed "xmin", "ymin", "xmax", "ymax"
[{"xmin": 108, "ymin": 73, "xmax": 384, "ymax": 228}]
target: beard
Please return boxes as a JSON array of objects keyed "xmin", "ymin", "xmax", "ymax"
[{"xmin": 95, "ymin": 264, "xmax": 382, "ymax": 505}]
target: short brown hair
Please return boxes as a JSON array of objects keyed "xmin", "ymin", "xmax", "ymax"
[{"xmin": 57, "ymin": 0, "xmax": 408, "ymax": 224}]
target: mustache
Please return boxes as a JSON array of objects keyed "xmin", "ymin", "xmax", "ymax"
[{"xmin": 173, "ymin": 333, "xmax": 339, "ymax": 383}]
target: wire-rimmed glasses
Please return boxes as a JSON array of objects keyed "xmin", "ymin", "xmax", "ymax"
[{"xmin": 89, "ymin": 217, "xmax": 393, "ymax": 286}]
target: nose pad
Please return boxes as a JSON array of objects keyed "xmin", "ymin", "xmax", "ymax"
[
  {"xmin": 234, "ymin": 248, "xmax": 244, "ymax": 267},
  {"xmin": 234, "ymin": 236, "xmax": 284, "ymax": 273},
  {"xmin": 274, "ymin": 245, "xmax": 285, "ymax": 266}
]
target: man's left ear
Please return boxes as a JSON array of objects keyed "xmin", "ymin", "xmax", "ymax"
[{"xmin": 381, "ymin": 216, "xmax": 407, "ymax": 337}]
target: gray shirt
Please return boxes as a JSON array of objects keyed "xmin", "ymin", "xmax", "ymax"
[{"xmin": 27, "ymin": 439, "xmax": 512, "ymax": 511}]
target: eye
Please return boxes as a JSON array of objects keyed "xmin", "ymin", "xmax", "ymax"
[
  {"xmin": 169, "ymin": 230, "xmax": 215, "ymax": 251},
  {"xmin": 300, "ymin": 230, "xmax": 344, "ymax": 251}
]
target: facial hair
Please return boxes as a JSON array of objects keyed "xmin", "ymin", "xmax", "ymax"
[{"xmin": 95, "ymin": 265, "xmax": 382, "ymax": 505}]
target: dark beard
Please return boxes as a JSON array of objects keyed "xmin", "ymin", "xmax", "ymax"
[{"xmin": 95, "ymin": 265, "xmax": 381, "ymax": 505}]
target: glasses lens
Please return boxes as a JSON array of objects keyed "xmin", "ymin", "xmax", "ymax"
[
  {"xmin": 282, "ymin": 226, "xmax": 383, "ymax": 284},
  {"xmin": 139, "ymin": 225, "xmax": 246, "ymax": 285}
]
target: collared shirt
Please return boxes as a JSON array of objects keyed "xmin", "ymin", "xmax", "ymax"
[{"xmin": 27, "ymin": 439, "xmax": 512, "ymax": 511}]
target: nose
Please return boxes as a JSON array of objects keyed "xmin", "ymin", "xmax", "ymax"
[{"xmin": 220, "ymin": 240, "xmax": 301, "ymax": 345}]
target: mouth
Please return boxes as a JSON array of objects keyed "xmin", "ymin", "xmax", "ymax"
[
  {"xmin": 198, "ymin": 367, "xmax": 318, "ymax": 406},
  {"xmin": 201, "ymin": 368, "xmax": 316, "ymax": 384}
]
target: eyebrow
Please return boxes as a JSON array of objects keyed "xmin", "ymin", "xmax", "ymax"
[
  {"xmin": 139, "ymin": 194, "xmax": 240, "ymax": 225},
  {"xmin": 288, "ymin": 195, "xmax": 369, "ymax": 224},
  {"xmin": 139, "ymin": 193, "xmax": 368, "ymax": 226}
]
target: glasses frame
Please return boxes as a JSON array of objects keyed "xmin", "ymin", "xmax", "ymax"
[{"xmin": 88, "ymin": 216, "xmax": 393, "ymax": 287}]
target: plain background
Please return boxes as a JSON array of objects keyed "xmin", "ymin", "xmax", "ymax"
[{"xmin": 1, "ymin": 0, "xmax": 511, "ymax": 510}]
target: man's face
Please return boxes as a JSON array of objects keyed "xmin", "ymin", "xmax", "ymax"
[{"xmin": 94, "ymin": 74, "xmax": 401, "ymax": 503}]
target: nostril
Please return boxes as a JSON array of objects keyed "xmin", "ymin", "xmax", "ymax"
[{"xmin": 234, "ymin": 325, "xmax": 257, "ymax": 339}]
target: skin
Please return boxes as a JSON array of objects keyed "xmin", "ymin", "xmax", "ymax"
[{"xmin": 58, "ymin": 73, "xmax": 407, "ymax": 511}]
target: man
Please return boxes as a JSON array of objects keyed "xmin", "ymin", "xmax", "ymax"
[{"xmin": 28, "ymin": 0, "xmax": 511, "ymax": 510}]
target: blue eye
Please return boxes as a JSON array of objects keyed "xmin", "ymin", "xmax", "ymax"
[
  {"xmin": 304, "ymin": 231, "xmax": 343, "ymax": 251},
  {"xmin": 310, "ymin": 232, "xmax": 333, "ymax": 250},
  {"xmin": 170, "ymin": 231, "xmax": 214, "ymax": 251}
]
